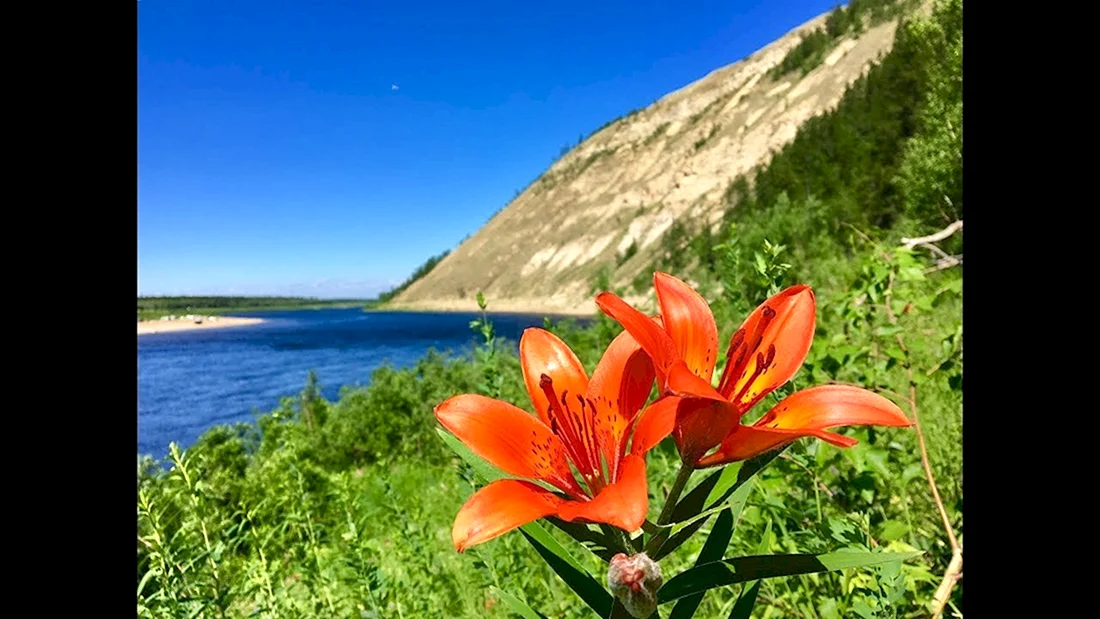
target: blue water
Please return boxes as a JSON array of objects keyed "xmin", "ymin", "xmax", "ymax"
[{"xmin": 137, "ymin": 308, "xmax": 585, "ymax": 458}]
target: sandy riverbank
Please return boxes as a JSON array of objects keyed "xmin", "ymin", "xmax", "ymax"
[
  {"xmin": 138, "ymin": 316, "xmax": 266, "ymax": 335},
  {"xmin": 379, "ymin": 292, "xmax": 658, "ymax": 317},
  {"xmin": 380, "ymin": 297, "xmax": 600, "ymax": 316}
]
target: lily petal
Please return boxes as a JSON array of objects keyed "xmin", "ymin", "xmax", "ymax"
[
  {"xmin": 452, "ymin": 480, "xmax": 565, "ymax": 551},
  {"xmin": 695, "ymin": 425, "xmax": 819, "ymax": 467},
  {"xmin": 629, "ymin": 396, "xmax": 679, "ymax": 456},
  {"xmin": 557, "ymin": 454, "xmax": 649, "ymax": 533},
  {"xmin": 755, "ymin": 384, "xmax": 911, "ymax": 431},
  {"xmin": 696, "ymin": 385, "xmax": 911, "ymax": 467},
  {"xmin": 435, "ymin": 394, "xmax": 584, "ymax": 497},
  {"xmin": 667, "ymin": 359, "xmax": 728, "ymax": 403},
  {"xmin": 520, "ymin": 328, "xmax": 590, "ymax": 426},
  {"xmin": 654, "ymin": 272, "xmax": 720, "ymax": 383},
  {"xmin": 595, "ymin": 292, "xmax": 679, "ymax": 388},
  {"xmin": 716, "ymin": 285, "xmax": 816, "ymax": 410},
  {"xmin": 588, "ymin": 328, "xmax": 657, "ymax": 475},
  {"xmin": 673, "ymin": 398, "xmax": 740, "ymax": 467}
]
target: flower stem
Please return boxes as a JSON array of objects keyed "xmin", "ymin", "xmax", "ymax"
[
  {"xmin": 644, "ymin": 462, "xmax": 695, "ymax": 557},
  {"xmin": 615, "ymin": 528, "xmax": 634, "ymax": 553},
  {"xmin": 600, "ymin": 523, "xmax": 635, "ymax": 555},
  {"xmin": 657, "ymin": 462, "xmax": 694, "ymax": 526}
]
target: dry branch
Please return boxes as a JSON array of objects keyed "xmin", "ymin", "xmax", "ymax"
[
  {"xmin": 924, "ymin": 255, "xmax": 962, "ymax": 274},
  {"xmin": 931, "ymin": 549, "xmax": 963, "ymax": 618},
  {"xmin": 901, "ymin": 220, "xmax": 963, "ymax": 248}
]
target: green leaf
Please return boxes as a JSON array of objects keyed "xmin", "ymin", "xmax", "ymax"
[
  {"xmin": 657, "ymin": 550, "xmax": 922, "ymax": 604},
  {"xmin": 728, "ymin": 581, "xmax": 762, "ymax": 619},
  {"xmin": 668, "ymin": 509, "xmax": 736, "ymax": 619},
  {"xmin": 491, "ymin": 586, "xmax": 549, "ymax": 619},
  {"xmin": 753, "ymin": 516, "xmax": 773, "ymax": 554},
  {"xmin": 522, "ymin": 526, "xmax": 613, "ymax": 618},
  {"xmin": 653, "ymin": 474, "xmax": 755, "ymax": 561},
  {"xmin": 652, "ymin": 517, "xmax": 708, "ymax": 562},
  {"xmin": 136, "ymin": 568, "xmax": 157, "ymax": 598},
  {"xmin": 437, "ymin": 427, "xmax": 509, "ymax": 483},
  {"xmin": 864, "ymin": 449, "xmax": 891, "ymax": 478},
  {"xmin": 726, "ymin": 517, "xmax": 772, "ymax": 618},
  {"xmin": 672, "ymin": 447, "xmax": 787, "ymax": 523},
  {"xmin": 522, "ymin": 521, "xmax": 594, "ymax": 578},
  {"xmin": 879, "ymin": 520, "xmax": 909, "ymax": 542},
  {"xmin": 655, "ymin": 475, "xmax": 756, "ymax": 560},
  {"xmin": 548, "ymin": 518, "xmax": 620, "ymax": 561}
]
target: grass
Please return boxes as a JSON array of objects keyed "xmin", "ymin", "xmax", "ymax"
[{"xmin": 137, "ymin": 237, "xmax": 961, "ymax": 617}]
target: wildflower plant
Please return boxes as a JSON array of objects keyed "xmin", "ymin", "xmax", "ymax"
[{"xmin": 436, "ymin": 272, "xmax": 920, "ymax": 618}]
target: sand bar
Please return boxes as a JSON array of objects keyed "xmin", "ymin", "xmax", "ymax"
[{"xmin": 138, "ymin": 316, "xmax": 265, "ymax": 336}]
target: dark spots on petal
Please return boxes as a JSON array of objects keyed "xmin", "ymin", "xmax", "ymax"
[{"xmin": 728, "ymin": 329, "xmax": 745, "ymax": 356}]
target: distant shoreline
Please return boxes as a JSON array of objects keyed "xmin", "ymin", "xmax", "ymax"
[{"xmin": 138, "ymin": 316, "xmax": 266, "ymax": 336}]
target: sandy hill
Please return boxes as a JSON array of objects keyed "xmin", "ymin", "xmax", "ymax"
[{"xmin": 387, "ymin": 8, "xmax": 905, "ymax": 316}]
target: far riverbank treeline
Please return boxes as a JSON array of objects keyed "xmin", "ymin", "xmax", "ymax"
[{"xmin": 137, "ymin": 296, "xmax": 367, "ymax": 320}]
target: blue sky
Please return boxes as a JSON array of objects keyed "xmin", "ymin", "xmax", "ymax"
[{"xmin": 138, "ymin": 0, "xmax": 839, "ymax": 298}]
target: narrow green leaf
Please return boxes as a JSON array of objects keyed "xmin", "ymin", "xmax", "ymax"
[
  {"xmin": 653, "ymin": 479, "xmax": 756, "ymax": 561},
  {"xmin": 136, "ymin": 569, "xmax": 157, "ymax": 598},
  {"xmin": 652, "ymin": 517, "xmax": 707, "ymax": 562},
  {"xmin": 756, "ymin": 520, "xmax": 772, "ymax": 555},
  {"xmin": 549, "ymin": 518, "xmax": 620, "ymax": 561},
  {"xmin": 670, "ymin": 479, "xmax": 755, "ymax": 532},
  {"xmin": 671, "ymin": 448, "xmax": 787, "ymax": 523},
  {"xmin": 521, "ymin": 521, "xmax": 593, "ymax": 576},
  {"xmin": 725, "ymin": 518, "xmax": 772, "ymax": 619},
  {"xmin": 670, "ymin": 467, "xmax": 734, "ymax": 523},
  {"xmin": 522, "ymin": 527, "xmax": 613, "ymax": 617},
  {"xmin": 668, "ymin": 508, "xmax": 735, "ymax": 619},
  {"xmin": 658, "ymin": 550, "xmax": 922, "ymax": 604},
  {"xmin": 728, "ymin": 581, "xmax": 762, "ymax": 619},
  {"xmin": 437, "ymin": 427, "xmax": 508, "ymax": 483},
  {"xmin": 492, "ymin": 586, "xmax": 548, "ymax": 619}
]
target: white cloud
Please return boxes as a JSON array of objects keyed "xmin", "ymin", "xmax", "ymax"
[{"xmin": 391, "ymin": 84, "xmax": 399, "ymax": 91}]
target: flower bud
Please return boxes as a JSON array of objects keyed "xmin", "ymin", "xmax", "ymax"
[{"xmin": 607, "ymin": 552, "xmax": 662, "ymax": 618}]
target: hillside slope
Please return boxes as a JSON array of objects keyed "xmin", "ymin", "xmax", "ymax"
[{"xmin": 388, "ymin": 7, "xmax": 906, "ymax": 315}]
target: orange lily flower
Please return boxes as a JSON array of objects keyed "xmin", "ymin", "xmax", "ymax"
[
  {"xmin": 595, "ymin": 272, "xmax": 911, "ymax": 468},
  {"xmin": 436, "ymin": 327, "xmax": 672, "ymax": 551}
]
